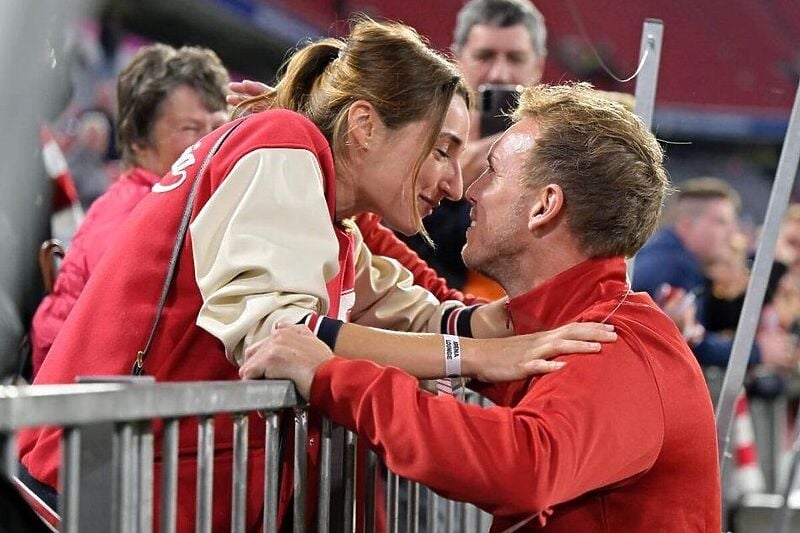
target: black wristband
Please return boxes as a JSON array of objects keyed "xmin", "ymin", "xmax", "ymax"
[
  {"xmin": 440, "ymin": 305, "xmax": 478, "ymax": 338},
  {"xmin": 301, "ymin": 314, "xmax": 344, "ymax": 350}
]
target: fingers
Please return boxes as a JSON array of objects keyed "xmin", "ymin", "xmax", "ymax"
[
  {"xmin": 543, "ymin": 339, "xmax": 603, "ymax": 356},
  {"xmin": 273, "ymin": 321, "xmax": 314, "ymax": 337},
  {"xmin": 227, "ymin": 80, "xmax": 271, "ymax": 106},
  {"xmin": 551, "ymin": 322, "xmax": 617, "ymax": 343},
  {"xmin": 239, "ymin": 356, "xmax": 263, "ymax": 379},
  {"xmin": 523, "ymin": 359, "xmax": 567, "ymax": 375}
]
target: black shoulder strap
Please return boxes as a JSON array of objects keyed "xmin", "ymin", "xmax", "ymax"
[{"xmin": 132, "ymin": 120, "xmax": 244, "ymax": 375}]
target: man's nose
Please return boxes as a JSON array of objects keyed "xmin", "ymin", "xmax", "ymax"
[
  {"xmin": 486, "ymin": 57, "xmax": 513, "ymax": 84},
  {"xmin": 465, "ymin": 169, "xmax": 488, "ymax": 204}
]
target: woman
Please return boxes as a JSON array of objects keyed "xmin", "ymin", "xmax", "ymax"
[{"xmin": 18, "ymin": 19, "xmax": 614, "ymax": 531}]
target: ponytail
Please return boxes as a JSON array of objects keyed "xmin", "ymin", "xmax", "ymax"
[{"xmin": 234, "ymin": 39, "xmax": 344, "ymax": 119}]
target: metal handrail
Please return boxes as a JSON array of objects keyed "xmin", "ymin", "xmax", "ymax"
[{"xmin": 0, "ymin": 380, "xmax": 300, "ymax": 430}]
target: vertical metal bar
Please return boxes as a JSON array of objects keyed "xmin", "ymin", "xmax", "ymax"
[
  {"xmin": 196, "ymin": 417, "xmax": 214, "ymax": 533},
  {"xmin": 342, "ymin": 431, "xmax": 357, "ymax": 533},
  {"xmin": 407, "ymin": 481, "xmax": 420, "ymax": 533},
  {"xmin": 385, "ymin": 470, "xmax": 399, "ymax": 533},
  {"xmin": 457, "ymin": 501, "xmax": 467, "ymax": 532},
  {"xmin": 60, "ymin": 427, "xmax": 81, "ymax": 533},
  {"xmin": 130, "ymin": 427, "xmax": 142, "ymax": 530},
  {"xmin": 445, "ymin": 499, "xmax": 455, "ymax": 533},
  {"xmin": 632, "ymin": 19, "xmax": 664, "ymax": 130},
  {"xmin": 138, "ymin": 421, "xmax": 154, "ymax": 533},
  {"xmin": 0, "ymin": 432, "xmax": 16, "ymax": 478},
  {"xmin": 317, "ymin": 417, "xmax": 333, "ymax": 533},
  {"xmin": 628, "ymin": 18, "xmax": 664, "ymax": 277},
  {"xmin": 263, "ymin": 412, "xmax": 281, "ymax": 533},
  {"xmin": 231, "ymin": 414, "xmax": 249, "ymax": 533},
  {"xmin": 425, "ymin": 488, "xmax": 437, "ymax": 533},
  {"xmin": 293, "ymin": 409, "xmax": 308, "ymax": 533},
  {"xmin": 161, "ymin": 418, "xmax": 179, "ymax": 533},
  {"xmin": 113, "ymin": 422, "xmax": 134, "ymax": 533},
  {"xmin": 363, "ymin": 450, "xmax": 378, "ymax": 533},
  {"xmin": 480, "ymin": 508, "xmax": 492, "ymax": 532},
  {"xmin": 467, "ymin": 503, "xmax": 480, "ymax": 533},
  {"xmin": 717, "ymin": 80, "xmax": 800, "ymax": 473}
]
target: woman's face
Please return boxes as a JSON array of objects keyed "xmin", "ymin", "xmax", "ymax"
[{"xmin": 363, "ymin": 96, "xmax": 470, "ymax": 235}]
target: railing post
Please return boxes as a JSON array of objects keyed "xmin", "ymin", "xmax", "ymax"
[
  {"xmin": 425, "ymin": 487, "xmax": 438, "ymax": 533},
  {"xmin": 363, "ymin": 450, "xmax": 378, "ymax": 533},
  {"xmin": 113, "ymin": 422, "xmax": 135, "ymax": 533},
  {"xmin": 263, "ymin": 412, "xmax": 281, "ymax": 533},
  {"xmin": 231, "ymin": 414, "xmax": 249, "ymax": 533},
  {"xmin": 196, "ymin": 416, "xmax": 215, "ymax": 533},
  {"xmin": 385, "ymin": 469, "xmax": 399, "ymax": 533},
  {"xmin": 161, "ymin": 418, "xmax": 179, "ymax": 533},
  {"xmin": 137, "ymin": 421, "xmax": 154, "ymax": 533},
  {"xmin": 342, "ymin": 431, "xmax": 357, "ymax": 533},
  {"xmin": 317, "ymin": 417, "xmax": 333, "ymax": 533},
  {"xmin": 60, "ymin": 426, "xmax": 81, "ymax": 533},
  {"xmin": 407, "ymin": 480, "xmax": 420, "ymax": 533},
  {"xmin": 294, "ymin": 409, "xmax": 308, "ymax": 533}
]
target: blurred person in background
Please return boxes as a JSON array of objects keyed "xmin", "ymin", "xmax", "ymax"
[
  {"xmin": 633, "ymin": 177, "xmax": 796, "ymax": 370},
  {"xmin": 28, "ymin": 43, "xmax": 230, "ymax": 377},
  {"xmin": 19, "ymin": 20, "xmax": 611, "ymax": 531},
  {"xmin": 66, "ymin": 110, "xmax": 114, "ymax": 208}
]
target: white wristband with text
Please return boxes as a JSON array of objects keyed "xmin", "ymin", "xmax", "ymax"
[{"xmin": 442, "ymin": 334, "xmax": 462, "ymax": 378}]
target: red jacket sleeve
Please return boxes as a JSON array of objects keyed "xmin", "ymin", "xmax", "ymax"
[
  {"xmin": 310, "ymin": 345, "xmax": 664, "ymax": 518},
  {"xmin": 354, "ymin": 213, "xmax": 485, "ymax": 305}
]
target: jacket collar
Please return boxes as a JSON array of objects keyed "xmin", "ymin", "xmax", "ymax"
[{"xmin": 507, "ymin": 256, "xmax": 629, "ymax": 334}]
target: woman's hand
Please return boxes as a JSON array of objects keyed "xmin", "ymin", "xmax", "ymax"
[
  {"xmin": 462, "ymin": 322, "xmax": 617, "ymax": 383},
  {"xmin": 239, "ymin": 323, "xmax": 333, "ymax": 400}
]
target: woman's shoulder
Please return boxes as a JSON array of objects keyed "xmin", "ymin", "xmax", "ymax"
[{"xmin": 239, "ymin": 109, "xmax": 328, "ymax": 147}]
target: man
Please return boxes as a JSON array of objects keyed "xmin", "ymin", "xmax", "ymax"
[
  {"xmin": 29, "ymin": 44, "xmax": 230, "ymax": 376},
  {"xmin": 401, "ymin": 0, "xmax": 549, "ymax": 292},
  {"xmin": 633, "ymin": 178, "xmax": 794, "ymax": 369},
  {"xmin": 243, "ymin": 83, "xmax": 721, "ymax": 531}
]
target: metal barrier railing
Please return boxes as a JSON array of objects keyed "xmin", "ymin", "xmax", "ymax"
[{"xmin": 0, "ymin": 380, "xmax": 491, "ymax": 532}]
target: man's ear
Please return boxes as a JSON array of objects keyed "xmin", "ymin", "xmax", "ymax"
[
  {"xmin": 527, "ymin": 184, "xmax": 564, "ymax": 231},
  {"xmin": 346, "ymin": 100, "xmax": 377, "ymax": 151}
]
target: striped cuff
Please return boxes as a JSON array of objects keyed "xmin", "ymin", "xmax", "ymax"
[
  {"xmin": 300, "ymin": 314, "xmax": 344, "ymax": 351},
  {"xmin": 440, "ymin": 305, "xmax": 479, "ymax": 337}
]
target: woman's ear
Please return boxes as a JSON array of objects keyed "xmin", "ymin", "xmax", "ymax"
[
  {"xmin": 527, "ymin": 184, "xmax": 564, "ymax": 231},
  {"xmin": 346, "ymin": 100, "xmax": 377, "ymax": 151}
]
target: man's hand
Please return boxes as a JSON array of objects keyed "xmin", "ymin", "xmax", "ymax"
[
  {"xmin": 463, "ymin": 322, "xmax": 616, "ymax": 382},
  {"xmin": 239, "ymin": 323, "xmax": 333, "ymax": 400},
  {"xmin": 226, "ymin": 80, "xmax": 271, "ymax": 107},
  {"xmin": 655, "ymin": 284, "xmax": 704, "ymax": 343}
]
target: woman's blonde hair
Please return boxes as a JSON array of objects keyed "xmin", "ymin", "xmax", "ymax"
[{"xmin": 235, "ymin": 17, "xmax": 468, "ymax": 237}]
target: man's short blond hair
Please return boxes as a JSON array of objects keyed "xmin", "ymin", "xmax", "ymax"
[{"xmin": 512, "ymin": 82, "xmax": 669, "ymax": 258}]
